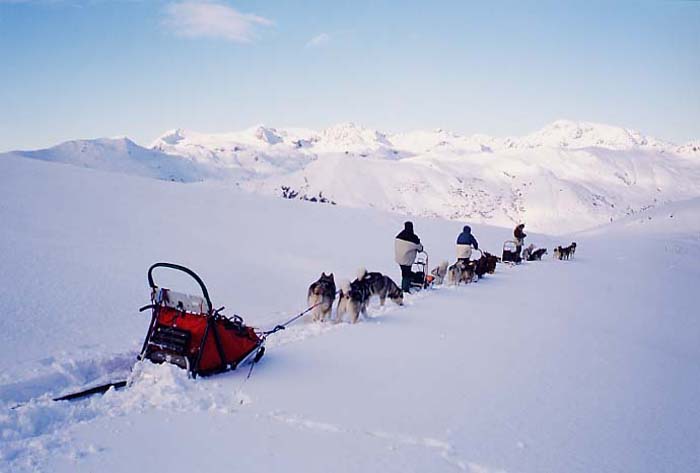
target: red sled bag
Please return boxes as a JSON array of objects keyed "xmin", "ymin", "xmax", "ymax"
[{"xmin": 138, "ymin": 263, "xmax": 264, "ymax": 378}]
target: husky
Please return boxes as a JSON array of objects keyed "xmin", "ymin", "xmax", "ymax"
[
  {"xmin": 522, "ymin": 244, "xmax": 536, "ymax": 262},
  {"xmin": 431, "ymin": 260, "xmax": 449, "ymax": 285},
  {"xmin": 483, "ymin": 252, "xmax": 498, "ymax": 274},
  {"xmin": 307, "ymin": 272, "xmax": 336, "ymax": 322},
  {"xmin": 474, "ymin": 252, "xmax": 498, "ymax": 278},
  {"xmin": 561, "ymin": 242, "xmax": 577, "ymax": 260},
  {"xmin": 528, "ymin": 248, "xmax": 547, "ymax": 261},
  {"xmin": 358, "ymin": 269, "xmax": 404, "ymax": 306},
  {"xmin": 554, "ymin": 245, "xmax": 573, "ymax": 260},
  {"xmin": 447, "ymin": 260, "xmax": 476, "ymax": 285},
  {"xmin": 336, "ymin": 277, "xmax": 370, "ymax": 324},
  {"xmin": 562, "ymin": 246, "xmax": 571, "ymax": 260}
]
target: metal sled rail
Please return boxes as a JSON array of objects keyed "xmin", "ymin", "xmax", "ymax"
[
  {"xmin": 10, "ymin": 380, "xmax": 129, "ymax": 410},
  {"xmin": 53, "ymin": 380, "xmax": 128, "ymax": 401}
]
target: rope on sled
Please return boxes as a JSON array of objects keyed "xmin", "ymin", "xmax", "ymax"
[
  {"xmin": 261, "ymin": 290, "xmax": 342, "ymax": 337},
  {"xmin": 233, "ymin": 291, "xmax": 340, "ymax": 396}
]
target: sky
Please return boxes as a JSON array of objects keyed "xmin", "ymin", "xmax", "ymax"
[{"xmin": 0, "ymin": 0, "xmax": 698, "ymax": 151}]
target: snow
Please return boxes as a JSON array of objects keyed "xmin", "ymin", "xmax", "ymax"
[
  {"xmin": 1, "ymin": 152, "xmax": 699, "ymax": 472},
  {"xmin": 4, "ymin": 120, "xmax": 699, "ymax": 234},
  {"xmin": 515, "ymin": 119, "xmax": 672, "ymax": 150},
  {"xmin": 2, "ymin": 137, "xmax": 212, "ymax": 183}
]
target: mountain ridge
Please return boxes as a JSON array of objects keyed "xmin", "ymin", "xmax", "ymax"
[{"xmin": 3, "ymin": 120, "xmax": 699, "ymax": 234}]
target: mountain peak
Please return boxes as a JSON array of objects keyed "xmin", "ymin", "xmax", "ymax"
[
  {"xmin": 321, "ymin": 122, "xmax": 391, "ymax": 149},
  {"xmin": 249, "ymin": 125, "xmax": 283, "ymax": 145},
  {"xmin": 520, "ymin": 119, "xmax": 665, "ymax": 150},
  {"xmin": 153, "ymin": 128, "xmax": 187, "ymax": 147}
]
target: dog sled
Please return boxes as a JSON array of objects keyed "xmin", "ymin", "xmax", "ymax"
[
  {"xmin": 139, "ymin": 263, "xmax": 265, "ymax": 378},
  {"xmin": 410, "ymin": 250, "xmax": 432, "ymax": 290},
  {"xmin": 501, "ymin": 240, "xmax": 522, "ymax": 264},
  {"xmin": 12, "ymin": 263, "xmax": 324, "ymax": 407}
]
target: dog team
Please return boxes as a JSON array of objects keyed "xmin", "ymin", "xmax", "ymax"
[
  {"xmin": 307, "ymin": 268, "xmax": 404, "ymax": 324},
  {"xmin": 308, "ymin": 221, "xmax": 578, "ymax": 324},
  {"xmin": 553, "ymin": 242, "xmax": 577, "ymax": 260}
]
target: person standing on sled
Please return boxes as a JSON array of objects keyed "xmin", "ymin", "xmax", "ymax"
[
  {"xmin": 514, "ymin": 223, "xmax": 527, "ymax": 257},
  {"xmin": 394, "ymin": 221, "xmax": 423, "ymax": 293},
  {"xmin": 456, "ymin": 225, "xmax": 479, "ymax": 263}
]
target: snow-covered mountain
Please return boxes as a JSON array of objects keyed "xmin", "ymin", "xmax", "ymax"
[
  {"xmin": 508, "ymin": 119, "xmax": 673, "ymax": 150},
  {"xmin": 2, "ymin": 137, "xmax": 213, "ymax": 183},
  {"xmin": 4, "ymin": 120, "xmax": 699, "ymax": 234}
]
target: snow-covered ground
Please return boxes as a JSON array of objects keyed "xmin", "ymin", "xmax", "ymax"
[
  {"xmin": 1, "ymin": 153, "xmax": 699, "ymax": 472},
  {"xmin": 3, "ymin": 120, "xmax": 700, "ymax": 234}
]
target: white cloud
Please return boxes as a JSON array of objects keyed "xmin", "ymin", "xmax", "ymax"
[
  {"xmin": 305, "ymin": 32, "xmax": 330, "ymax": 48},
  {"xmin": 163, "ymin": 1, "xmax": 273, "ymax": 43}
]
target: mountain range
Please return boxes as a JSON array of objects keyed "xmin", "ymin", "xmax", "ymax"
[{"xmin": 4, "ymin": 120, "xmax": 699, "ymax": 234}]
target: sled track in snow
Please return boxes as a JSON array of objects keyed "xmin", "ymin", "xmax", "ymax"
[
  {"xmin": 3, "ymin": 275, "xmax": 494, "ymax": 408},
  {"xmin": 1, "ymin": 275, "xmax": 502, "ymax": 472},
  {"xmin": 0, "ymin": 351, "xmax": 136, "ymax": 407}
]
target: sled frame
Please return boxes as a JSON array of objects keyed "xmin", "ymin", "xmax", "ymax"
[{"xmin": 139, "ymin": 262, "xmax": 264, "ymax": 378}]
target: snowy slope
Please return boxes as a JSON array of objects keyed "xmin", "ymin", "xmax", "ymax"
[
  {"xmin": 3, "ymin": 120, "xmax": 700, "ymax": 234},
  {"xmin": 1, "ymin": 155, "xmax": 699, "ymax": 473},
  {"xmin": 584, "ymin": 195, "xmax": 700, "ymax": 238},
  {"xmin": 2, "ymin": 137, "xmax": 212, "ymax": 182}
]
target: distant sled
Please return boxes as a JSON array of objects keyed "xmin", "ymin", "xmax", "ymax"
[{"xmin": 501, "ymin": 240, "xmax": 521, "ymax": 264}]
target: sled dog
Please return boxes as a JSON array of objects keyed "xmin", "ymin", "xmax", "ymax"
[
  {"xmin": 475, "ymin": 252, "xmax": 498, "ymax": 278},
  {"xmin": 484, "ymin": 252, "xmax": 498, "ymax": 273},
  {"xmin": 336, "ymin": 277, "xmax": 370, "ymax": 323},
  {"xmin": 522, "ymin": 244, "xmax": 536, "ymax": 262},
  {"xmin": 528, "ymin": 248, "xmax": 547, "ymax": 261},
  {"xmin": 554, "ymin": 244, "xmax": 574, "ymax": 260},
  {"xmin": 358, "ymin": 269, "xmax": 404, "ymax": 306},
  {"xmin": 307, "ymin": 272, "xmax": 336, "ymax": 322},
  {"xmin": 447, "ymin": 260, "xmax": 476, "ymax": 285},
  {"xmin": 562, "ymin": 246, "xmax": 572, "ymax": 260},
  {"xmin": 431, "ymin": 260, "xmax": 449, "ymax": 285}
]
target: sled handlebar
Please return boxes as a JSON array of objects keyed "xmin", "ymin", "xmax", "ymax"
[{"xmin": 147, "ymin": 262, "xmax": 213, "ymax": 313}]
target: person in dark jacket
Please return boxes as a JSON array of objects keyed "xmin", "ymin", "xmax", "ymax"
[
  {"xmin": 456, "ymin": 225, "xmax": 479, "ymax": 262},
  {"xmin": 394, "ymin": 221, "xmax": 423, "ymax": 292},
  {"xmin": 514, "ymin": 223, "xmax": 526, "ymax": 256}
]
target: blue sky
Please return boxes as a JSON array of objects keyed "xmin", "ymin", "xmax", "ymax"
[{"xmin": 0, "ymin": 0, "xmax": 698, "ymax": 151}]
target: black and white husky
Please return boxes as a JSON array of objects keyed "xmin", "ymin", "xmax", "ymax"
[
  {"xmin": 528, "ymin": 248, "xmax": 547, "ymax": 261},
  {"xmin": 307, "ymin": 272, "xmax": 336, "ymax": 322},
  {"xmin": 447, "ymin": 260, "xmax": 476, "ymax": 285},
  {"xmin": 358, "ymin": 268, "xmax": 404, "ymax": 306},
  {"xmin": 337, "ymin": 275, "xmax": 370, "ymax": 324}
]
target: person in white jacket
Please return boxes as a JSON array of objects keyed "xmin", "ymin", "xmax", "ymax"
[{"xmin": 394, "ymin": 221, "xmax": 423, "ymax": 292}]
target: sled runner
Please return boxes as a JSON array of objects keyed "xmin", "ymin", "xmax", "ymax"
[
  {"xmin": 139, "ymin": 263, "xmax": 265, "ymax": 378},
  {"xmin": 410, "ymin": 250, "xmax": 432, "ymax": 290},
  {"xmin": 501, "ymin": 240, "xmax": 521, "ymax": 264}
]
